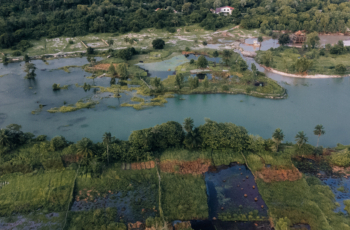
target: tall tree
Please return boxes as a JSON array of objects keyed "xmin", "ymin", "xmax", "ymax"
[
  {"xmin": 314, "ymin": 125, "xmax": 325, "ymax": 147},
  {"xmin": 76, "ymin": 137, "xmax": 94, "ymax": 160},
  {"xmin": 272, "ymin": 128, "xmax": 284, "ymax": 152},
  {"xmin": 222, "ymin": 50, "xmax": 232, "ymax": 66},
  {"xmin": 257, "ymin": 36, "xmax": 263, "ymax": 50},
  {"xmin": 197, "ymin": 56, "xmax": 208, "ymax": 69},
  {"xmin": 175, "ymin": 73, "xmax": 184, "ymax": 90},
  {"xmin": 295, "ymin": 131, "xmax": 308, "ymax": 148},
  {"xmin": 183, "ymin": 117, "xmax": 194, "ymax": 133},
  {"xmin": 103, "ymin": 132, "xmax": 115, "ymax": 165}
]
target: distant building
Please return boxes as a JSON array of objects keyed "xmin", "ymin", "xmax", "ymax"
[
  {"xmin": 214, "ymin": 6, "xmax": 234, "ymax": 15},
  {"xmin": 290, "ymin": 31, "xmax": 306, "ymax": 44}
]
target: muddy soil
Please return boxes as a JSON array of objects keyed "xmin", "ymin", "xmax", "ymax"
[
  {"xmin": 256, "ymin": 167, "xmax": 302, "ymax": 183},
  {"xmin": 160, "ymin": 159, "xmax": 211, "ymax": 175}
]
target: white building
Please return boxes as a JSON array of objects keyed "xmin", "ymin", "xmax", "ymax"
[{"xmin": 214, "ymin": 6, "xmax": 234, "ymax": 15}]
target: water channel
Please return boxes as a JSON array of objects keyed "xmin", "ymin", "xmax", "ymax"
[{"xmin": 1, "ymin": 38, "xmax": 350, "ymax": 148}]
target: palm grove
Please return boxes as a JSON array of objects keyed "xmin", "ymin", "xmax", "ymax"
[{"xmin": 1, "ymin": 0, "xmax": 350, "ymax": 50}]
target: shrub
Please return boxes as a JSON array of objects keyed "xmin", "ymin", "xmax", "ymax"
[
  {"xmin": 152, "ymin": 39, "xmax": 165, "ymax": 49},
  {"xmin": 190, "ymin": 59, "xmax": 195, "ymax": 64},
  {"xmin": 335, "ymin": 64, "xmax": 346, "ymax": 74},
  {"xmin": 202, "ymin": 41, "xmax": 207, "ymax": 46},
  {"xmin": 69, "ymin": 40, "xmax": 74, "ymax": 44},
  {"xmin": 166, "ymin": 27, "xmax": 176, "ymax": 33},
  {"xmin": 12, "ymin": 50, "xmax": 21, "ymax": 56},
  {"xmin": 221, "ymin": 85, "xmax": 229, "ymax": 91}
]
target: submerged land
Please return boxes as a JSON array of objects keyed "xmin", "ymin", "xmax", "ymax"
[{"xmin": 0, "ymin": 120, "xmax": 349, "ymax": 230}]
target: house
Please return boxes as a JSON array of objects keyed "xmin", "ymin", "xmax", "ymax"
[
  {"xmin": 214, "ymin": 6, "xmax": 234, "ymax": 15},
  {"xmin": 290, "ymin": 30, "xmax": 306, "ymax": 44}
]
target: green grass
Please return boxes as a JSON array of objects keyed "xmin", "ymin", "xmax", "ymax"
[
  {"xmin": 330, "ymin": 148, "xmax": 350, "ymax": 167},
  {"xmin": 47, "ymin": 100, "xmax": 99, "ymax": 113},
  {"xmin": 344, "ymin": 200, "xmax": 350, "ymax": 215},
  {"xmin": 256, "ymin": 47, "xmax": 350, "ymax": 75},
  {"xmin": 160, "ymin": 173, "xmax": 208, "ymax": 221},
  {"xmin": 0, "ymin": 170, "xmax": 76, "ymax": 216},
  {"xmin": 257, "ymin": 176, "xmax": 350, "ymax": 230}
]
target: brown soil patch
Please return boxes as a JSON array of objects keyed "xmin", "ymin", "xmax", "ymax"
[
  {"xmin": 128, "ymin": 221, "xmax": 144, "ymax": 230},
  {"xmin": 333, "ymin": 166, "xmax": 350, "ymax": 178},
  {"xmin": 130, "ymin": 161, "xmax": 155, "ymax": 170},
  {"xmin": 256, "ymin": 166, "xmax": 302, "ymax": 183},
  {"xmin": 90, "ymin": 63, "xmax": 119, "ymax": 71},
  {"xmin": 160, "ymin": 159, "xmax": 211, "ymax": 175},
  {"xmin": 174, "ymin": 221, "xmax": 191, "ymax": 230}
]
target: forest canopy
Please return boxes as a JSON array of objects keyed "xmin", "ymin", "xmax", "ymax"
[{"xmin": 1, "ymin": 0, "xmax": 350, "ymax": 49}]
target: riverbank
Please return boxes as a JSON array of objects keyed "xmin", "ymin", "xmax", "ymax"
[{"xmin": 262, "ymin": 65, "xmax": 348, "ymax": 78}]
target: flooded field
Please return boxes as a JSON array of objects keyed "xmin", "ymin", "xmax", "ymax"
[{"xmin": 205, "ymin": 164, "xmax": 267, "ymax": 220}]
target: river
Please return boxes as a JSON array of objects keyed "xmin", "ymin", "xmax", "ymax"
[{"xmin": 0, "ymin": 40, "xmax": 350, "ymax": 147}]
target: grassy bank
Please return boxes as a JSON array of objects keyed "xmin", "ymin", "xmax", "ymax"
[{"xmin": 256, "ymin": 46, "xmax": 350, "ymax": 76}]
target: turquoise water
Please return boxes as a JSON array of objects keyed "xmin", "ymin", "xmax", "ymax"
[{"xmin": 0, "ymin": 54, "xmax": 350, "ymax": 147}]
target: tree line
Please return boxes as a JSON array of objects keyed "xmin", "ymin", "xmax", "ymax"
[
  {"xmin": 1, "ymin": 0, "xmax": 350, "ymax": 50},
  {"xmin": 0, "ymin": 119, "xmax": 327, "ymax": 177}
]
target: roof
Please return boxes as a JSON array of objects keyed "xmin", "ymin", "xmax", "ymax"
[{"xmin": 215, "ymin": 6, "xmax": 234, "ymax": 13}]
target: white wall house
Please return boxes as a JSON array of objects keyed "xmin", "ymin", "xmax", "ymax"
[{"xmin": 214, "ymin": 6, "xmax": 234, "ymax": 15}]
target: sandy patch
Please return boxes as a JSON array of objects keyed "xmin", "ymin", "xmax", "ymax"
[{"xmin": 262, "ymin": 66, "xmax": 348, "ymax": 78}]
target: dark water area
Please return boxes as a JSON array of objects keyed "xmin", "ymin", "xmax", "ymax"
[
  {"xmin": 70, "ymin": 188, "xmax": 157, "ymax": 222},
  {"xmin": 147, "ymin": 70, "xmax": 175, "ymax": 79},
  {"xmin": 321, "ymin": 177, "xmax": 350, "ymax": 214},
  {"xmin": 190, "ymin": 220, "xmax": 272, "ymax": 230},
  {"xmin": 205, "ymin": 164, "xmax": 267, "ymax": 220}
]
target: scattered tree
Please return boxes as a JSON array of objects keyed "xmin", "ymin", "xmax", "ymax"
[
  {"xmin": 222, "ymin": 50, "xmax": 232, "ymax": 66},
  {"xmin": 152, "ymin": 39, "xmax": 165, "ymax": 49},
  {"xmin": 108, "ymin": 63, "xmax": 116, "ymax": 75},
  {"xmin": 272, "ymin": 128, "xmax": 284, "ymax": 152},
  {"xmin": 257, "ymin": 36, "xmax": 263, "ymax": 50},
  {"xmin": 197, "ymin": 56, "xmax": 208, "ymax": 69},
  {"xmin": 103, "ymin": 132, "xmax": 115, "ymax": 165},
  {"xmin": 203, "ymin": 76, "xmax": 209, "ymax": 88},
  {"xmin": 295, "ymin": 131, "xmax": 308, "ymax": 148},
  {"xmin": 278, "ymin": 34, "xmax": 290, "ymax": 46},
  {"xmin": 314, "ymin": 125, "xmax": 325, "ymax": 147},
  {"xmin": 117, "ymin": 63, "xmax": 128, "ymax": 80},
  {"xmin": 24, "ymin": 54, "xmax": 30, "ymax": 63},
  {"xmin": 108, "ymin": 40, "xmax": 114, "ymax": 46},
  {"xmin": 335, "ymin": 64, "xmax": 346, "ymax": 74},
  {"xmin": 175, "ymin": 73, "xmax": 184, "ymax": 89}
]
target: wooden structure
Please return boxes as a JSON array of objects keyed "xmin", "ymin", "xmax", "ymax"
[{"xmin": 290, "ymin": 31, "xmax": 306, "ymax": 44}]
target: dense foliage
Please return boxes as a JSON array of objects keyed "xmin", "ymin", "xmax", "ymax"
[{"xmin": 1, "ymin": 0, "xmax": 350, "ymax": 49}]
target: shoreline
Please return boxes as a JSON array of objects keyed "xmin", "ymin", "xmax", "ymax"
[{"xmin": 262, "ymin": 65, "xmax": 349, "ymax": 79}]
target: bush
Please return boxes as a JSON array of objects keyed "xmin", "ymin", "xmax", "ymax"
[
  {"xmin": 87, "ymin": 47, "xmax": 94, "ymax": 54},
  {"xmin": 202, "ymin": 41, "xmax": 207, "ymax": 46},
  {"xmin": 69, "ymin": 40, "xmax": 74, "ymax": 44},
  {"xmin": 221, "ymin": 85, "xmax": 229, "ymax": 91},
  {"xmin": 52, "ymin": 83, "xmax": 60, "ymax": 91},
  {"xmin": 335, "ymin": 64, "xmax": 346, "ymax": 74},
  {"xmin": 152, "ymin": 39, "xmax": 165, "ymax": 49},
  {"xmin": 166, "ymin": 27, "xmax": 176, "ymax": 33},
  {"xmin": 190, "ymin": 59, "xmax": 195, "ymax": 64},
  {"xmin": 12, "ymin": 50, "xmax": 21, "ymax": 56}
]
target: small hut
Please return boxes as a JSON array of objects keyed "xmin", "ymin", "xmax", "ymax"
[{"xmin": 290, "ymin": 31, "xmax": 306, "ymax": 44}]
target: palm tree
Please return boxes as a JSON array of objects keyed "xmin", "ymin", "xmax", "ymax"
[
  {"xmin": 272, "ymin": 128, "xmax": 284, "ymax": 152},
  {"xmin": 295, "ymin": 131, "xmax": 308, "ymax": 148},
  {"xmin": 314, "ymin": 125, "xmax": 325, "ymax": 147},
  {"xmin": 184, "ymin": 128, "xmax": 202, "ymax": 149},
  {"xmin": 103, "ymin": 132, "xmax": 115, "ymax": 165},
  {"xmin": 76, "ymin": 138, "xmax": 94, "ymax": 160},
  {"xmin": 183, "ymin": 117, "xmax": 194, "ymax": 133}
]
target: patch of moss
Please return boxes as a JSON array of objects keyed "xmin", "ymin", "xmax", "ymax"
[{"xmin": 47, "ymin": 100, "xmax": 98, "ymax": 113}]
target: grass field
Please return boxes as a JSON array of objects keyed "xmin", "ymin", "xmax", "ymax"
[
  {"xmin": 160, "ymin": 172, "xmax": 208, "ymax": 221},
  {"xmin": 0, "ymin": 170, "xmax": 76, "ymax": 216},
  {"xmin": 256, "ymin": 47, "xmax": 350, "ymax": 76},
  {"xmin": 0, "ymin": 24, "xmax": 260, "ymax": 59}
]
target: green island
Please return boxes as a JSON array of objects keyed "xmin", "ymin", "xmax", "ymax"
[{"xmin": 0, "ymin": 121, "xmax": 349, "ymax": 229}]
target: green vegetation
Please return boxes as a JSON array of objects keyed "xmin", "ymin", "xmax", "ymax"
[
  {"xmin": 1, "ymin": 119, "xmax": 350, "ymax": 228},
  {"xmin": 52, "ymin": 83, "xmax": 69, "ymax": 91},
  {"xmin": 161, "ymin": 173, "xmax": 208, "ymax": 221},
  {"xmin": 345, "ymin": 200, "xmax": 350, "ymax": 215},
  {"xmin": 330, "ymin": 148, "xmax": 350, "ymax": 167},
  {"xmin": 47, "ymin": 100, "xmax": 98, "ymax": 113},
  {"xmin": 256, "ymin": 46, "xmax": 350, "ymax": 75},
  {"xmin": 257, "ymin": 177, "xmax": 350, "ymax": 230},
  {"xmin": 0, "ymin": 170, "xmax": 75, "ymax": 216}
]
